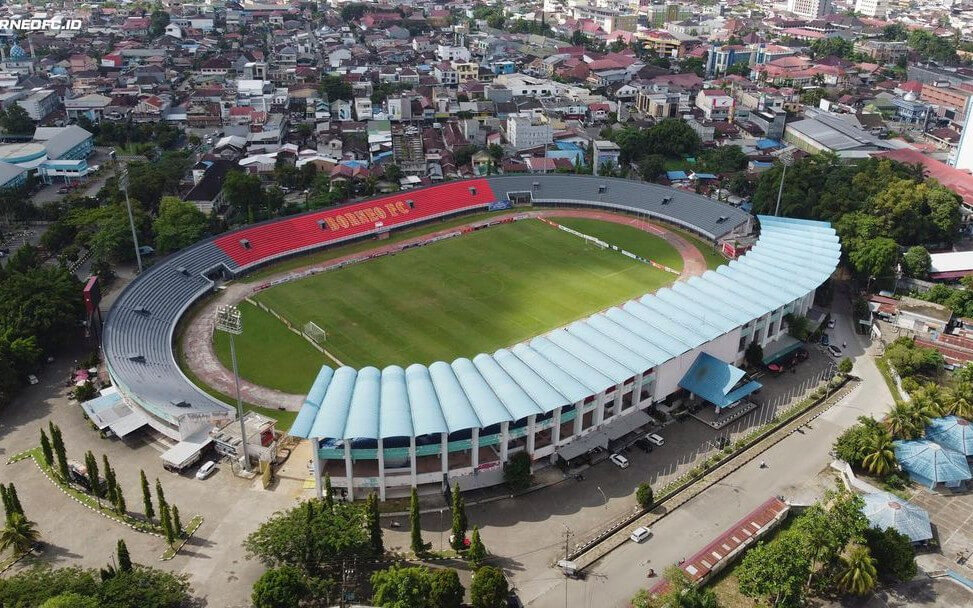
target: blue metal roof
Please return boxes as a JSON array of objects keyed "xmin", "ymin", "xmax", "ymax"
[
  {"xmin": 861, "ymin": 491, "xmax": 933, "ymax": 543},
  {"xmin": 894, "ymin": 439, "xmax": 972, "ymax": 488},
  {"xmin": 290, "ymin": 216, "xmax": 840, "ymax": 440},
  {"xmin": 926, "ymin": 416, "xmax": 973, "ymax": 456},
  {"xmin": 678, "ymin": 352, "xmax": 762, "ymax": 409}
]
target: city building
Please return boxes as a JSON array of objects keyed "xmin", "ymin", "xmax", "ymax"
[
  {"xmin": 954, "ymin": 98, "xmax": 973, "ymax": 172},
  {"xmin": 853, "ymin": 0, "xmax": 886, "ymax": 18},
  {"xmin": 392, "ymin": 125, "xmax": 425, "ymax": 175},
  {"xmin": 786, "ymin": 0, "xmax": 831, "ymax": 18},
  {"xmin": 506, "ymin": 115, "xmax": 553, "ymax": 149},
  {"xmin": 16, "ymin": 89, "xmax": 58, "ymax": 121},
  {"xmin": 593, "ymin": 140, "xmax": 621, "ymax": 175},
  {"xmin": 695, "ymin": 89, "xmax": 734, "ymax": 121}
]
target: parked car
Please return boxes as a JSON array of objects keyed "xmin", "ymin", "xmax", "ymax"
[
  {"xmin": 630, "ymin": 526, "xmax": 652, "ymax": 543},
  {"xmin": 827, "ymin": 319, "xmax": 836, "ymax": 329},
  {"xmin": 195, "ymin": 461, "xmax": 217, "ymax": 479},
  {"xmin": 646, "ymin": 433, "xmax": 665, "ymax": 446},
  {"xmin": 634, "ymin": 438, "xmax": 654, "ymax": 453},
  {"xmin": 828, "ymin": 345, "xmax": 842, "ymax": 358},
  {"xmin": 820, "ymin": 334, "xmax": 830, "ymax": 346},
  {"xmin": 609, "ymin": 453, "xmax": 629, "ymax": 468}
]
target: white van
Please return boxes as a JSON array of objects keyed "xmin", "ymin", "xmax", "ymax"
[
  {"xmin": 630, "ymin": 526, "xmax": 651, "ymax": 543},
  {"xmin": 646, "ymin": 433, "xmax": 665, "ymax": 446}
]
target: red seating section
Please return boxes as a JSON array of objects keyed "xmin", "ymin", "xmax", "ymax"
[{"xmin": 215, "ymin": 179, "xmax": 496, "ymax": 267}]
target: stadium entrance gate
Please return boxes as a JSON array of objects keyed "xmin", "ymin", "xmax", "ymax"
[{"xmin": 506, "ymin": 191, "xmax": 533, "ymax": 206}]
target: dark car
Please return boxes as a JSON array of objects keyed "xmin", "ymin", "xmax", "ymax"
[
  {"xmin": 507, "ymin": 593, "xmax": 524, "ymax": 608},
  {"xmin": 634, "ymin": 438, "xmax": 654, "ymax": 453}
]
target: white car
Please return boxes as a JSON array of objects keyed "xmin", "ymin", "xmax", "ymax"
[
  {"xmin": 609, "ymin": 453, "xmax": 629, "ymax": 468},
  {"xmin": 828, "ymin": 345, "xmax": 842, "ymax": 358},
  {"xmin": 827, "ymin": 319, "xmax": 836, "ymax": 329},
  {"xmin": 630, "ymin": 526, "xmax": 652, "ymax": 543},
  {"xmin": 646, "ymin": 433, "xmax": 665, "ymax": 446},
  {"xmin": 195, "ymin": 461, "xmax": 216, "ymax": 479}
]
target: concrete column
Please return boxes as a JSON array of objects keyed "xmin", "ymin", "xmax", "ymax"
[
  {"xmin": 573, "ymin": 402, "xmax": 583, "ymax": 436},
  {"xmin": 312, "ymin": 437, "xmax": 323, "ymax": 500},
  {"xmin": 594, "ymin": 393, "xmax": 606, "ymax": 427},
  {"xmin": 552, "ymin": 407, "xmax": 562, "ymax": 445},
  {"xmin": 500, "ymin": 421, "xmax": 509, "ymax": 462},
  {"xmin": 441, "ymin": 432, "xmax": 449, "ymax": 482},
  {"xmin": 613, "ymin": 388, "xmax": 623, "ymax": 416},
  {"xmin": 344, "ymin": 442, "xmax": 355, "ymax": 502},
  {"xmin": 377, "ymin": 438, "xmax": 386, "ymax": 502},
  {"xmin": 633, "ymin": 373, "xmax": 644, "ymax": 407},
  {"xmin": 410, "ymin": 435, "xmax": 417, "ymax": 488},
  {"xmin": 526, "ymin": 415, "xmax": 536, "ymax": 454},
  {"xmin": 471, "ymin": 427, "xmax": 479, "ymax": 469}
]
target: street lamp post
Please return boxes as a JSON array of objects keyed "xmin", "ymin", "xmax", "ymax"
[
  {"xmin": 773, "ymin": 152, "xmax": 794, "ymax": 217},
  {"xmin": 114, "ymin": 155, "xmax": 143, "ymax": 274},
  {"xmin": 215, "ymin": 305, "xmax": 252, "ymax": 473}
]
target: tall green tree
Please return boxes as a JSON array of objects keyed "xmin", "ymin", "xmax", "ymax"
[
  {"xmin": 467, "ymin": 526, "xmax": 486, "ymax": 568},
  {"xmin": 429, "ymin": 568, "xmax": 464, "ymax": 608},
  {"xmin": 864, "ymin": 527, "xmax": 917, "ymax": 583},
  {"xmin": 0, "ymin": 104, "xmax": 35, "ymax": 134},
  {"xmin": 40, "ymin": 429, "xmax": 53, "ymax": 468},
  {"xmin": 160, "ymin": 504, "xmax": 175, "ymax": 546},
  {"xmin": 366, "ymin": 493, "xmax": 383, "ymax": 555},
  {"xmin": 252, "ymin": 565, "xmax": 310, "ymax": 608},
  {"xmin": 470, "ymin": 566, "xmax": 508, "ymax": 608},
  {"xmin": 0, "ymin": 513, "xmax": 40, "ymax": 555},
  {"xmin": 172, "ymin": 505, "xmax": 183, "ymax": 537},
  {"xmin": 410, "ymin": 487, "xmax": 424, "ymax": 555},
  {"xmin": 370, "ymin": 564, "xmax": 433, "ymax": 608},
  {"xmin": 450, "ymin": 483, "xmax": 467, "ymax": 550},
  {"xmin": 140, "ymin": 470, "xmax": 154, "ymax": 520},
  {"xmin": 837, "ymin": 545, "xmax": 878, "ymax": 595},
  {"xmin": 116, "ymin": 539, "xmax": 132, "ymax": 572},
  {"xmin": 50, "ymin": 423, "xmax": 69, "ymax": 482},
  {"xmin": 6, "ymin": 484, "xmax": 23, "ymax": 519},
  {"xmin": 114, "ymin": 484, "xmax": 126, "ymax": 516},
  {"xmin": 153, "ymin": 197, "xmax": 208, "ymax": 254},
  {"xmin": 84, "ymin": 451, "xmax": 102, "ymax": 503},
  {"xmin": 737, "ymin": 529, "xmax": 812, "ymax": 607},
  {"xmin": 102, "ymin": 455, "xmax": 117, "ymax": 506},
  {"xmin": 323, "ymin": 474, "xmax": 334, "ymax": 511},
  {"xmin": 901, "ymin": 246, "xmax": 931, "ymax": 279},
  {"xmin": 155, "ymin": 478, "xmax": 166, "ymax": 515}
]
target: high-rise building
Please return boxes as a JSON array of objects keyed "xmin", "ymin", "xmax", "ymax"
[
  {"xmin": 952, "ymin": 98, "xmax": 973, "ymax": 172},
  {"xmin": 786, "ymin": 0, "xmax": 831, "ymax": 18},
  {"xmin": 853, "ymin": 0, "xmax": 886, "ymax": 18}
]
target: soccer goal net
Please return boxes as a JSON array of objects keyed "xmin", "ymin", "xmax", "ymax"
[{"xmin": 303, "ymin": 321, "xmax": 327, "ymax": 344}]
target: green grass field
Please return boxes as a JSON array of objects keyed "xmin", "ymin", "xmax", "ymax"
[
  {"xmin": 550, "ymin": 217, "xmax": 684, "ymax": 271},
  {"xmin": 216, "ymin": 219, "xmax": 681, "ymax": 390}
]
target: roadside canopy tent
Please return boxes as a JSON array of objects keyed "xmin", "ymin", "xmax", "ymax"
[
  {"xmin": 161, "ymin": 431, "xmax": 213, "ymax": 470},
  {"xmin": 555, "ymin": 410, "xmax": 651, "ymax": 462},
  {"xmin": 861, "ymin": 491, "xmax": 933, "ymax": 544},
  {"xmin": 678, "ymin": 352, "xmax": 761, "ymax": 410},
  {"xmin": 894, "ymin": 439, "xmax": 972, "ymax": 489},
  {"xmin": 761, "ymin": 335, "xmax": 803, "ymax": 366}
]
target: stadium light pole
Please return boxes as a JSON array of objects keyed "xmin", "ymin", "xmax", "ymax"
[
  {"xmin": 773, "ymin": 152, "xmax": 793, "ymax": 217},
  {"xmin": 114, "ymin": 156, "xmax": 143, "ymax": 274},
  {"xmin": 216, "ymin": 305, "xmax": 252, "ymax": 473}
]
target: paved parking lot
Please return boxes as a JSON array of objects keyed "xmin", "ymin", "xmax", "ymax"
[{"xmin": 908, "ymin": 489, "xmax": 973, "ymax": 568}]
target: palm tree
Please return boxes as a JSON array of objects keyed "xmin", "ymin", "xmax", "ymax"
[
  {"xmin": 837, "ymin": 545, "xmax": 878, "ymax": 596},
  {"xmin": 885, "ymin": 402, "xmax": 921, "ymax": 440},
  {"xmin": 674, "ymin": 586, "xmax": 720, "ymax": 608},
  {"xmin": 906, "ymin": 399, "xmax": 935, "ymax": 434},
  {"xmin": 949, "ymin": 396, "xmax": 973, "ymax": 420},
  {"xmin": 862, "ymin": 431, "xmax": 896, "ymax": 476},
  {"xmin": 0, "ymin": 513, "xmax": 40, "ymax": 556}
]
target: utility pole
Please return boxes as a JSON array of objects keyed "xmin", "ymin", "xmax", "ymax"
[{"xmin": 215, "ymin": 305, "xmax": 252, "ymax": 473}]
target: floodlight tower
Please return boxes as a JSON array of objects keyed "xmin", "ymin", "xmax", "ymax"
[{"xmin": 215, "ymin": 304, "xmax": 252, "ymax": 473}]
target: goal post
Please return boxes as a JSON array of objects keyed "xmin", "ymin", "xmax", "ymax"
[{"xmin": 303, "ymin": 321, "xmax": 327, "ymax": 344}]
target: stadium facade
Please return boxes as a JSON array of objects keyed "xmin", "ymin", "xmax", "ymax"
[{"xmin": 101, "ymin": 176, "xmax": 839, "ymax": 483}]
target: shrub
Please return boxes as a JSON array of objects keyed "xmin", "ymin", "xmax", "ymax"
[
  {"xmin": 635, "ymin": 483, "xmax": 653, "ymax": 509},
  {"xmin": 503, "ymin": 452, "xmax": 532, "ymax": 491}
]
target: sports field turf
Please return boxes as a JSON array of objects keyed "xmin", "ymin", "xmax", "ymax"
[
  {"xmin": 215, "ymin": 219, "xmax": 683, "ymax": 390},
  {"xmin": 550, "ymin": 217, "xmax": 684, "ymax": 271}
]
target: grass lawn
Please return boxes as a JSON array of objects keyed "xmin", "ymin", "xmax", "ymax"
[
  {"xmin": 550, "ymin": 216, "xmax": 684, "ymax": 271},
  {"xmin": 241, "ymin": 209, "xmax": 521, "ymax": 283},
  {"xmin": 665, "ymin": 225, "xmax": 727, "ymax": 271},
  {"xmin": 213, "ymin": 300, "xmax": 329, "ymax": 394},
  {"xmin": 237, "ymin": 219, "xmax": 676, "ymax": 378}
]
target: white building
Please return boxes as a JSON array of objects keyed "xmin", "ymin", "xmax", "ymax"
[
  {"xmin": 507, "ymin": 115, "xmax": 553, "ymax": 149},
  {"xmin": 593, "ymin": 140, "xmax": 621, "ymax": 175},
  {"xmin": 954, "ymin": 98, "xmax": 973, "ymax": 172},
  {"xmin": 853, "ymin": 0, "xmax": 886, "ymax": 18},
  {"xmin": 695, "ymin": 89, "xmax": 734, "ymax": 121},
  {"xmin": 436, "ymin": 44, "xmax": 471, "ymax": 62},
  {"xmin": 786, "ymin": 0, "xmax": 831, "ymax": 18},
  {"xmin": 17, "ymin": 89, "xmax": 58, "ymax": 121}
]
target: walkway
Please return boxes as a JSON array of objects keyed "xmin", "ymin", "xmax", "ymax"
[{"xmin": 179, "ymin": 209, "xmax": 713, "ymax": 412}]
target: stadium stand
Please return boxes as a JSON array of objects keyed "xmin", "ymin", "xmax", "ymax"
[
  {"xmin": 215, "ymin": 179, "xmax": 496, "ymax": 268},
  {"xmin": 102, "ymin": 176, "xmax": 753, "ymax": 448}
]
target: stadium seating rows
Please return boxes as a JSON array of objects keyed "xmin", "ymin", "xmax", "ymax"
[{"xmin": 214, "ymin": 179, "xmax": 497, "ymax": 267}]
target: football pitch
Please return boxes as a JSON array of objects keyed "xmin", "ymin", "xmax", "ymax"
[{"xmin": 214, "ymin": 218, "xmax": 685, "ymax": 393}]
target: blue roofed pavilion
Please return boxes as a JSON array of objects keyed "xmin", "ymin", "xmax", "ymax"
[
  {"xmin": 894, "ymin": 439, "xmax": 972, "ymax": 489},
  {"xmin": 926, "ymin": 416, "xmax": 973, "ymax": 456},
  {"xmin": 861, "ymin": 491, "xmax": 933, "ymax": 544},
  {"xmin": 678, "ymin": 352, "xmax": 761, "ymax": 410}
]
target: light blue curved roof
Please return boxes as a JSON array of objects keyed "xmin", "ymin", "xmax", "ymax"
[
  {"xmin": 861, "ymin": 491, "xmax": 932, "ymax": 543},
  {"xmin": 380, "ymin": 366, "xmax": 412, "ymax": 439},
  {"xmin": 926, "ymin": 416, "xmax": 973, "ymax": 456},
  {"xmin": 291, "ymin": 216, "xmax": 841, "ymax": 440},
  {"xmin": 343, "ymin": 367, "xmax": 381, "ymax": 439},
  {"xmin": 895, "ymin": 439, "xmax": 972, "ymax": 487}
]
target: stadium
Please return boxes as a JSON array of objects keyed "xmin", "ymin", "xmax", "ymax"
[{"xmin": 101, "ymin": 175, "xmax": 840, "ymax": 498}]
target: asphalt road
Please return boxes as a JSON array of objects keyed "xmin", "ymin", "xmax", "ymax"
[{"xmin": 527, "ymin": 294, "xmax": 892, "ymax": 607}]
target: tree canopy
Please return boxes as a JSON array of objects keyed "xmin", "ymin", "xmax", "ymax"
[
  {"xmin": 0, "ymin": 565, "xmax": 193, "ymax": 608},
  {"xmin": 153, "ymin": 197, "xmax": 208, "ymax": 254}
]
